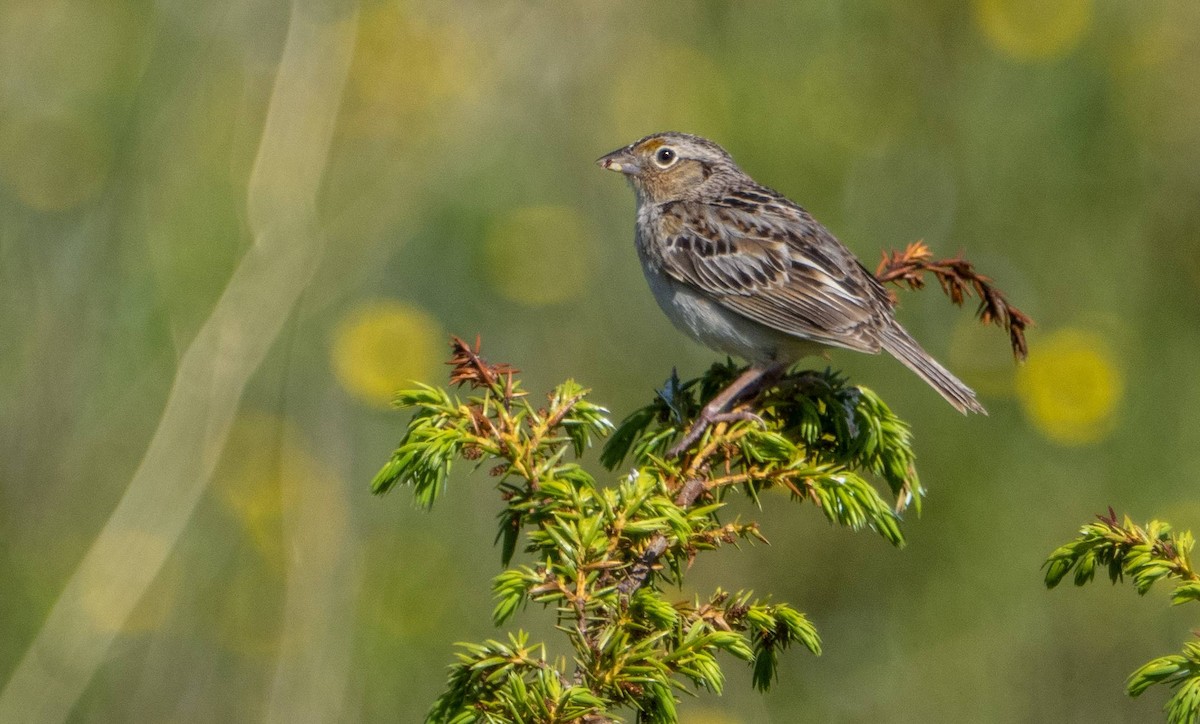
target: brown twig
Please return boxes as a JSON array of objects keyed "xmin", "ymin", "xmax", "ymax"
[
  {"xmin": 617, "ymin": 442, "xmax": 757, "ymax": 597},
  {"xmin": 674, "ymin": 478, "xmax": 707, "ymax": 508},
  {"xmin": 616, "ymin": 479, "xmax": 709, "ymax": 597},
  {"xmin": 875, "ymin": 241, "xmax": 1033, "ymax": 361},
  {"xmin": 616, "ymin": 535, "xmax": 669, "ymax": 596},
  {"xmin": 447, "ymin": 335, "xmax": 521, "ymax": 393}
]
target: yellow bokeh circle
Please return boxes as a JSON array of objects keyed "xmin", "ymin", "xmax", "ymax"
[
  {"xmin": 215, "ymin": 413, "xmax": 289, "ymax": 567},
  {"xmin": 332, "ymin": 300, "xmax": 445, "ymax": 407},
  {"xmin": 1016, "ymin": 327, "xmax": 1122, "ymax": 446},
  {"xmin": 211, "ymin": 413, "xmax": 351, "ymax": 654},
  {"xmin": 484, "ymin": 205, "xmax": 591, "ymax": 306},
  {"xmin": 341, "ymin": 3, "xmax": 483, "ymax": 139},
  {"xmin": 216, "ymin": 412, "xmax": 350, "ymax": 572},
  {"xmin": 974, "ymin": 0, "xmax": 1092, "ymax": 61}
]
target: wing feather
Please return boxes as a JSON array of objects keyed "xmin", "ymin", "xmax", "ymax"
[{"xmin": 653, "ymin": 197, "xmax": 892, "ymax": 353}]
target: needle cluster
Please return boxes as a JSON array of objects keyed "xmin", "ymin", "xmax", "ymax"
[{"xmin": 1046, "ymin": 509, "xmax": 1200, "ymax": 724}]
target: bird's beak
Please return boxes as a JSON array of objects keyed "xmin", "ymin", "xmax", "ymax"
[{"xmin": 596, "ymin": 147, "xmax": 640, "ymax": 175}]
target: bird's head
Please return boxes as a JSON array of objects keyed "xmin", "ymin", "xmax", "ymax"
[{"xmin": 597, "ymin": 132, "xmax": 737, "ymax": 204}]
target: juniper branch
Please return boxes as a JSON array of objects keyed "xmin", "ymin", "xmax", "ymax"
[
  {"xmin": 373, "ymin": 338, "xmax": 930, "ymax": 722},
  {"xmin": 1046, "ymin": 509, "xmax": 1200, "ymax": 724}
]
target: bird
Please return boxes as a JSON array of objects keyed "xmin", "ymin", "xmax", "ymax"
[{"xmin": 597, "ymin": 131, "xmax": 985, "ymax": 454}]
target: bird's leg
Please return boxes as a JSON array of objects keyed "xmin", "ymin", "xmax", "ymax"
[{"xmin": 668, "ymin": 362, "xmax": 787, "ymax": 457}]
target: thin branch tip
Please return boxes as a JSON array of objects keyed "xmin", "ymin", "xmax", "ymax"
[{"xmin": 875, "ymin": 241, "xmax": 1032, "ymax": 362}]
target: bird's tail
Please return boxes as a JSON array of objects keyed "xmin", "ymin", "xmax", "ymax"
[{"xmin": 879, "ymin": 323, "xmax": 987, "ymax": 415}]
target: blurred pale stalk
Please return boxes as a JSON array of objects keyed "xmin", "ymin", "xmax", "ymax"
[
  {"xmin": 0, "ymin": 2, "xmax": 360, "ymax": 722},
  {"xmin": 267, "ymin": 420, "xmax": 360, "ymax": 724}
]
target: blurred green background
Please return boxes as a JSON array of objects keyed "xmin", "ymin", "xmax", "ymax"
[{"xmin": 3, "ymin": 0, "xmax": 1200, "ymax": 721}]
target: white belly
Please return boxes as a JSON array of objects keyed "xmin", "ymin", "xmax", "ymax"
[{"xmin": 641, "ymin": 264, "xmax": 823, "ymax": 365}]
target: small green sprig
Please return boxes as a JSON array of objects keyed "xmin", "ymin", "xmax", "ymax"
[
  {"xmin": 428, "ymin": 632, "xmax": 606, "ymax": 724},
  {"xmin": 375, "ymin": 337, "xmax": 927, "ymax": 722},
  {"xmin": 1046, "ymin": 509, "xmax": 1200, "ymax": 724}
]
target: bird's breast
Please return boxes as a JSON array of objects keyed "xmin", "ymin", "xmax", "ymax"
[{"xmin": 634, "ymin": 234, "xmax": 822, "ymax": 365}]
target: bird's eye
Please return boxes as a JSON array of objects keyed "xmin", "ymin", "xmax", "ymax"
[{"xmin": 654, "ymin": 147, "xmax": 677, "ymax": 167}]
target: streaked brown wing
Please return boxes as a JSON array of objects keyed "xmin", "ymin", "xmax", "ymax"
[{"xmin": 654, "ymin": 196, "xmax": 891, "ymax": 353}]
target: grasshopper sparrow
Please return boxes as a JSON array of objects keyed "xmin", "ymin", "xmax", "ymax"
[{"xmin": 598, "ymin": 132, "xmax": 984, "ymax": 452}]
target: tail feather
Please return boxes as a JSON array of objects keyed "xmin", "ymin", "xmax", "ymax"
[{"xmin": 878, "ymin": 324, "xmax": 986, "ymax": 415}]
